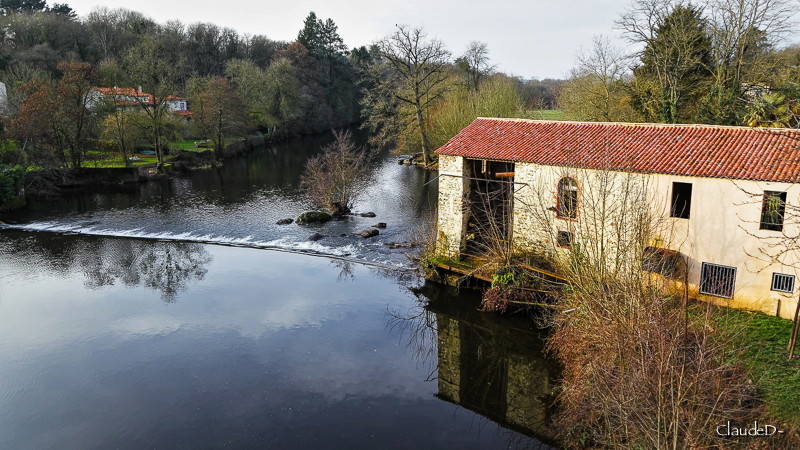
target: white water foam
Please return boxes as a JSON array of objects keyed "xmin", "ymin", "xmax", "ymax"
[{"xmin": 0, "ymin": 221, "xmax": 414, "ymax": 271}]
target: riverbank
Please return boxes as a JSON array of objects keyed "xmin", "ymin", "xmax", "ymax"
[{"xmin": 423, "ymin": 252, "xmax": 800, "ymax": 446}]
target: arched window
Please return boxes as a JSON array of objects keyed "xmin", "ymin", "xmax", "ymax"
[{"xmin": 557, "ymin": 177, "xmax": 578, "ymax": 219}]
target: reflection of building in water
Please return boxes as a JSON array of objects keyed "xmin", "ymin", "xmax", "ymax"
[{"xmin": 430, "ymin": 299, "xmax": 555, "ymax": 444}]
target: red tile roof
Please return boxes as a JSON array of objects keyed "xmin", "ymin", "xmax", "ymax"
[
  {"xmin": 435, "ymin": 118, "xmax": 800, "ymax": 183},
  {"xmin": 93, "ymin": 87, "xmax": 150, "ymax": 97},
  {"xmin": 93, "ymin": 88, "xmax": 185, "ymax": 104}
]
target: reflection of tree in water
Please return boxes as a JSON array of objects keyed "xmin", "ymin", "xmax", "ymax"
[
  {"xmin": 387, "ymin": 298, "xmax": 439, "ymax": 381},
  {"xmin": 330, "ymin": 259, "xmax": 355, "ymax": 282},
  {"xmin": 78, "ymin": 239, "xmax": 212, "ymax": 303},
  {"xmin": 394, "ymin": 281, "xmax": 557, "ymax": 449}
]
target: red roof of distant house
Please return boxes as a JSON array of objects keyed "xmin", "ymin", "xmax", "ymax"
[
  {"xmin": 174, "ymin": 110, "xmax": 192, "ymax": 116},
  {"xmin": 93, "ymin": 88, "xmax": 186, "ymax": 104},
  {"xmin": 93, "ymin": 87, "xmax": 149, "ymax": 97},
  {"xmin": 435, "ymin": 118, "xmax": 800, "ymax": 183}
]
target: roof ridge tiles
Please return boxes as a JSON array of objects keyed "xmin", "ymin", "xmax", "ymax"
[
  {"xmin": 473, "ymin": 116, "xmax": 800, "ymax": 134},
  {"xmin": 437, "ymin": 118, "xmax": 800, "ymax": 183}
]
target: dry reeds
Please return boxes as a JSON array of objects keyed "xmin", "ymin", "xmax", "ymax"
[{"xmin": 533, "ymin": 169, "xmax": 758, "ymax": 448}]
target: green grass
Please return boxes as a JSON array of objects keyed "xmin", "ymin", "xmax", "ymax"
[
  {"xmin": 85, "ymin": 156, "xmax": 159, "ymax": 168},
  {"xmin": 521, "ymin": 109, "xmax": 566, "ymax": 121},
  {"xmin": 83, "ymin": 138, "xmax": 223, "ymax": 168},
  {"xmin": 707, "ymin": 306, "xmax": 800, "ymax": 424},
  {"xmin": 173, "ymin": 140, "xmax": 211, "ymax": 152},
  {"xmin": 174, "ymin": 137, "xmax": 245, "ymax": 152}
]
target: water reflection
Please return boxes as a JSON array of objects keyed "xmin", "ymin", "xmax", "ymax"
[
  {"xmin": 330, "ymin": 259, "xmax": 356, "ymax": 282},
  {"xmin": 2, "ymin": 231, "xmax": 211, "ymax": 303},
  {"xmin": 397, "ymin": 282, "xmax": 558, "ymax": 448},
  {"xmin": 79, "ymin": 239, "xmax": 212, "ymax": 302}
]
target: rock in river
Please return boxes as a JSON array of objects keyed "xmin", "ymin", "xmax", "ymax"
[
  {"xmin": 276, "ymin": 218, "xmax": 294, "ymax": 225},
  {"xmin": 308, "ymin": 232, "xmax": 325, "ymax": 241},
  {"xmin": 372, "ymin": 222, "xmax": 387, "ymax": 229},
  {"xmin": 358, "ymin": 229, "xmax": 379, "ymax": 238},
  {"xmin": 296, "ymin": 211, "xmax": 332, "ymax": 224},
  {"xmin": 360, "ymin": 212, "xmax": 376, "ymax": 218}
]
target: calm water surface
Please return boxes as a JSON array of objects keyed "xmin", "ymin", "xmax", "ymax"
[{"xmin": 0, "ymin": 134, "xmax": 557, "ymax": 449}]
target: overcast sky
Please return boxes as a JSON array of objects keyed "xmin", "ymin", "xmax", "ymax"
[{"xmin": 63, "ymin": 0, "xmax": 796, "ymax": 80}]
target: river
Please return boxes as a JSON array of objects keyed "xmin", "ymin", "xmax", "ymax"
[{"xmin": 0, "ymin": 133, "xmax": 557, "ymax": 449}]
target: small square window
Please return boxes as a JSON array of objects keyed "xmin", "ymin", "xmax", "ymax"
[
  {"xmin": 771, "ymin": 273, "xmax": 795, "ymax": 293},
  {"xmin": 556, "ymin": 231, "xmax": 572, "ymax": 247}
]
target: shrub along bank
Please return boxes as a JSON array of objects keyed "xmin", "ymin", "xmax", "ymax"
[{"xmin": 0, "ymin": 164, "xmax": 25, "ymax": 211}]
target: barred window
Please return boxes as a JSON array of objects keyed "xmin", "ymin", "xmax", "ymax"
[
  {"xmin": 700, "ymin": 263, "xmax": 736, "ymax": 299},
  {"xmin": 771, "ymin": 273, "xmax": 795, "ymax": 293}
]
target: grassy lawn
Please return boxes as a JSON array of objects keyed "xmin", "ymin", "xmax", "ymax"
[
  {"xmin": 84, "ymin": 150, "xmax": 158, "ymax": 168},
  {"xmin": 706, "ymin": 306, "xmax": 800, "ymax": 425},
  {"xmin": 85, "ymin": 156, "xmax": 159, "ymax": 168},
  {"xmin": 522, "ymin": 109, "xmax": 566, "ymax": 120},
  {"xmin": 173, "ymin": 139, "xmax": 212, "ymax": 152},
  {"xmin": 82, "ymin": 137, "xmax": 243, "ymax": 168},
  {"xmin": 174, "ymin": 137, "xmax": 245, "ymax": 152}
]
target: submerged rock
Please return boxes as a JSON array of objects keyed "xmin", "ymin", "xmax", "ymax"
[
  {"xmin": 296, "ymin": 211, "xmax": 332, "ymax": 224},
  {"xmin": 373, "ymin": 222, "xmax": 387, "ymax": 229},
  {"xmin": 358, "ymin": 229, "xmax": 379, "ymax": 238},
  {"xmin": 308, "ymin": 232, "xmax": 325, "ymax": 241},
  {"xmin": 276, "ymin": 218, "xmax": 294, "ymax": 225},
  {"xmin": 385, "ymin": 242, "xmax": 415, "ymax": 249},
  {"xmin": 360, "ymin": 212, "xmax": 376, "ymax": 218}
]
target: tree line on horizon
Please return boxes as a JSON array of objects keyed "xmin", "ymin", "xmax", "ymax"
[
  {"xmin": 559, "ymin": 0, "xmax": 800, "ymax": 128},
  {"xmin": 1, "ymin": 0, "xmax": 797, "ymax": 176},
  {"xmin": 0, "ymin": 1, "xmax": 559, "ymax": 173}
]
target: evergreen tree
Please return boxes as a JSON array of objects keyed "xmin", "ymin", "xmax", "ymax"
[{"xmin": 631, "ymin": 4, "xmax": 712, "ymax": 123}]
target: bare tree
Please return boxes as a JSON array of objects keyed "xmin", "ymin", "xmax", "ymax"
[
  {"xmin": 558, "ymin": 36, "xmax": 639, "ymax": 122},
  {"xmin": 122, "ymin": 36, "xmax": 181, "ymax": 169},
  {"xmin": 707, "ymin": 0, "xmax": 795, "ymax": 88},
  {"xmin": 369, "ymin": 25, "xmax": 451, "ymax": 165},
  {"xmin": 518, "ymin": 167, "xmax": 757, "ymax": 448},
  {"xmin": 188, "ymin": 76, "xmax": 249, "ymax": 160},
  {"xmin": 301, "ymin": 130, "xmax": 372, "ymax": 215},
  {"xmin": 455, "ymin": 41, "xmax": 494, "ymax": 93}
]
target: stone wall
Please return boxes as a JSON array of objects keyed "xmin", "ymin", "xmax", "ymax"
[
  {"xmin": 436, "ymin": 314, "xmax": 461, "ymax": 402},
  {"xmin": 436, "ymin": 155, "xmax": 467, "ymax": 257},
  {"xmin": 511, "ymin": 162, "xmax": 551, "ymax": 253}
]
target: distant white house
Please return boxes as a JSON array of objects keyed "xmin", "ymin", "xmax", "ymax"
[
  {"xmin": 87, "ymin": 87, "xmax": 190, "ymax": 117},
  {"xmin": 0, "ymin": 81, "xmax": 8, "ymax": 114}
]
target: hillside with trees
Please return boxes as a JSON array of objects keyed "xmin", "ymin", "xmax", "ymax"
[
  {"xmin": 0, "ymin": 4, "xmax": 366, "ymax": 174},
  {"xmin": 2, "ymin": 0, "xmax": 799, "ymax": 199},
  {"xmin": 559, "ymin": 0, "xmax": 800, "ymax": 127}
]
